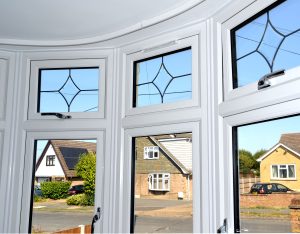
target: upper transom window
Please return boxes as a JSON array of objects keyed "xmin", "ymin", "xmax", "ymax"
[
  {"xmin": 28, "ymin": 58, "xmax": 106, "ymax": 119},
  {"xmin": 133, "ymin": 48, "xmax": 192, "ymax": 107},
  {"xmin": 231, "ymin": 0, "xmax": 300, "ymax": 88},
  {"xmin": 39, "ymin": 67, "xmax": 99, "ymax": 113}
]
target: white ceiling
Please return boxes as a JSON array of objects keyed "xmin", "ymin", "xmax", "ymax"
[{"xmin": 0, "ymin": 0, "xmax": 203, "ymax": 45}]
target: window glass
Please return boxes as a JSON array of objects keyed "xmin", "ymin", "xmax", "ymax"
[
  {"xmin": 134, "ymin": 48, "xmax": 192, "ymax": 107},
  {"xmin": 133, "ymin": 133, "xmax": 193, "ymax": 233},
  {"xmin": 232, "ymin": 0, "xmax": 300, "ymax": 88},
  {"xmin": 39, "ymin": 68, "xmax": 99, "ymax": 113},
  {"xmin": 144, "ymin": 146, "xmax": 159, "ymax": 159},
  {"xmin": 31, "ymin": 139, "xmax": 97, "ymax": 233},
  {"xmin": 235, "ymin": 115, "xmax": 300, "ymax": 233}
]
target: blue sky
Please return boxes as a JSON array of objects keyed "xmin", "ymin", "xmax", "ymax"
[{"xmin": 238, "ymin": 115, "xmax": 300, "ymax": 154}]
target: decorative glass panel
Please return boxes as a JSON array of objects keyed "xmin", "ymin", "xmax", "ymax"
[
  {"xmin": 232, "ymin": 0, "xmax": 300, "ymax": 87},
  {"xmin": 134, "ymin": 48, "xmax": 192, "ymax": 107},
  {"xmin": 39, "ymin": 68, "xmax": 99, "ymax": 112}
]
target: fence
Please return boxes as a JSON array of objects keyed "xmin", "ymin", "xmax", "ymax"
[
  {"xmin": 55, "ymin": 224, "xmax": 91, "ymax": 234},
  {"xmin": 239, "ymin": 176, "xmax": 260, "ymax": 194}
]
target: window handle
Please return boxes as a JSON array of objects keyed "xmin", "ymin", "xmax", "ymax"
[
  {"xmin": 41, "ymin": 112, "xmax": 72, "ymax": 119},
  {"xmin": 217, "ymin": 218, "xmax": 227, "ymax": 233},
  {"xmin": 91, "ymin": 207, "xmax": 101, "ymax": 234},
  {"xmin": 257, "ymin": 69, "xmax": 285, "ymax": 90}
]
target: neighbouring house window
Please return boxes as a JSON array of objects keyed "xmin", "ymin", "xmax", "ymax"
[
  {"xmin": 271, "ymin": 164, "xmax": 295, "ymax": 179},
  {"xmin": 46, "ymin": 155, "xmax": 55, "ymax": 166},
  {"xmin": 148, "ymin": 173, "xmax": 170, "ymax": 191},
  {"xmin": 231, "ymin": 0, "xmax": 300, "ymax": 88},
  {"xmin": 144, "ymin": 146, "xmax": 159, "ymax": 159},
  {"xmin": 133, "ymin": 48, "xmax": 192, "ymax": 107}
]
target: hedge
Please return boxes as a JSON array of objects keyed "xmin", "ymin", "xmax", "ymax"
[{"xmin": 40, "ymin": 181, "xmax": 71, "ymax": 200}]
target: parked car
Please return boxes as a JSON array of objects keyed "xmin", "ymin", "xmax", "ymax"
[
  {"xmin": 34, "ymin": 185, "xmax": 42, "ymax": 196},
  {"xmin": 250, "ymin": 183, "xmax": 293, "ymax": 194},
  {"xmin": 68, "ymin": 185, "xmax": 84, "ymax": 195}
]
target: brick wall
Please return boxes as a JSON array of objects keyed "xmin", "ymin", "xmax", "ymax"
[
  {"xmin": 289, "ymin": 198, "xmax": 300, "ymax": 232},
  {"xmin": 241, "ymin": 193, "xmax": 300, "ymax": 208}
]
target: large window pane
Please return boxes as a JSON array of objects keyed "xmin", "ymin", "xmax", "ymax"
[
  {"xmin": 31, "ymin": 139, "xmax": 97, "ymax": 233},
  {"xmin": 232, "ymin": 0, "xmax": 300, "ymax": 88},
  {"xmin": 132, "ymin": 133, "xmax": 193, "ymax": 233},
  {"xmin": 235, "ymin": 115, "xmax": 300, "ymax": 233},
  {"xmin": 134, "ymin": 48, "xmax": 192, "ymax": 107}
]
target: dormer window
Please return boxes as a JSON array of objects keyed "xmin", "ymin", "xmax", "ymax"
[
  {"xmin": 144, "ymin": 146, "xmax": 159, "ymax": 159},
  {"xmin": 46, "ymin": 155, "xmax": 55, "ymax": 166}
]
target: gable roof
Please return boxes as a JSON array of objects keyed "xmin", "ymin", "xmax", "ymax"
[
  {"xmin": 36, "ymin": 140, "xmax": 96, "ymax": 178},
  {"xmin": 150, "ymin": 133, "xmax": 192, "ymax": 174},
  {"xmin": 257, "ymin": 133, "xmax": 300, "ymax": 162},
  {"xmin": 279, "ymin": 133, "xmax": 300, "ymax": 154}
]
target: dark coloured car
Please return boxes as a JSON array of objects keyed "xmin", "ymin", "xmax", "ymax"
[
  {"xmin": 68, "ymin": 185, "xmax": 84, "ymax": 195},
  {"xmin": 250, "ymin": 183, "xmax": 293, "ymax": 194}
]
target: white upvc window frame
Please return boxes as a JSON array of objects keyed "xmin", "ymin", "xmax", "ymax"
[
  {"xmin": 218, "ymin": 1, "xmax": 300, "ymax": 232},
  {"xmin": 4, "ymin": 49, "xmax": 115, "ymax": 234},
  {"xmin": 271, "ymin": 164, "xmax": 296, "ymax": 180},
  {"xmin": 144, "ymin": 146, "xmax": 159, "ymax": 159},
  {"xmin": 221, "ymin": 0, "xmax": 300, "ymax": 117},
  {"xmin": 148, "ymin": 173, "xmax": 170, "ymax": 191},
  {"xmin": 120, "ymin": 122, "xmax": 203, "ymax": 233},
  {"xmin": 28, "ymin": 58, "xmax": 106, "ymax": 120},
  {"xmin": 124, "ymin": 34, "xmax": 200, "ymax": 116},
  {"xmin": 222, "ymin": 100, "xmax": 300, "ymax": 233},
  {"xmin": 20, "ymin": 131, "xmax": 105, "ymax": 233}
]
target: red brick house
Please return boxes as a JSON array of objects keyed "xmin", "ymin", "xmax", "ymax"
[{"xmin": 135, "ymin": 134, "xmax": 192, "ymax": 200}]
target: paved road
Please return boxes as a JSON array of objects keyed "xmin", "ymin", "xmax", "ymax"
[
  {"xmin": 32, "ymin": 199, "xmax": 292, "ymax": 233},
  {"xmin": 135, "ymin": 216, "xmax": 192, "ymax": 233},
  {"xmin": 241, "ymin": 218, "xmax": 291, "ymax": 233},
  {"xmin": 32, "ymin": 212, "xmax": 92, "ymax": 232}
]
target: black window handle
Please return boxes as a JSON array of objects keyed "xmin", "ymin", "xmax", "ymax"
[
  {"xmin": 41, "ymin": 112, "xmax": 72, "ymax": 119},
  {"xmin": 91, "ymin": 207, "xmax": 101, "ymax": 234}
]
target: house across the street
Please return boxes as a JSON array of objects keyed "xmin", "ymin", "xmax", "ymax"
[
  {"xmin": 35, "ymin": 140, "xmax": 96, "ymax": 185},
  {"xmin": 135, "ymin": 133, "xmax": 192, "ymax": 200},
  {"xmin": 257, "ymin": 133, "xmax": 300, "ymax": 191}
]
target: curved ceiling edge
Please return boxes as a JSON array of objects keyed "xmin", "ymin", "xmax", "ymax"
[{"xmin": 0, "ymin": 0, "xmax": 205, "ymax": 47}]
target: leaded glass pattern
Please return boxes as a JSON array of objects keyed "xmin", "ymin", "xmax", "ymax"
[
  {"xmin": 134, "ymin": 48, "xmax": 192, "ymax": 107},
  {"xmin": 232, "ymin": 0, "xmax": 300, "ymax": 88},
  {"xmin": 38, "ymin": 68, "xmax": 99, "ymax": 112}
]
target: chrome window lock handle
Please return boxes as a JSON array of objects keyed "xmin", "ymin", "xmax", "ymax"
[
  {"xmin": 41, "ymin": 112, "xmax": 72, "ymax": 119},
  {"xmin": 91, "ymin": 207, "xmax": 101, "ymax": 234}
]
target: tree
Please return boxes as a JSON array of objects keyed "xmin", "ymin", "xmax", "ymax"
[
  {"xmin": 239, "ymin": 149, "xmax": 255, "ymax": 174},
  {"xmin": 75, "ymin": 152, "xmax": 96, "ymax": 196},
  {"xmin": 252, "ymin": 149, "xmax": 267, "ymax": 175}
]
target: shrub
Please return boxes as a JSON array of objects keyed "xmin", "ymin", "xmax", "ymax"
[
  {"xmin": 33, "ymin": 194, "xmax": 44, "ymax": 202},
  {"xmin": 75, "ymin": 152, "xmax": 96, "ymax": 197},
  {"xmin": 66, "ymin": 194, "xmax": 94, "ymax": 206},
  {"xmin": 67, "ymin": 194, "xmax": 84, "ymax": 205},
  {"xmin": 40, "ymin": 181, "xmax": 71, "ymax": 200}
]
